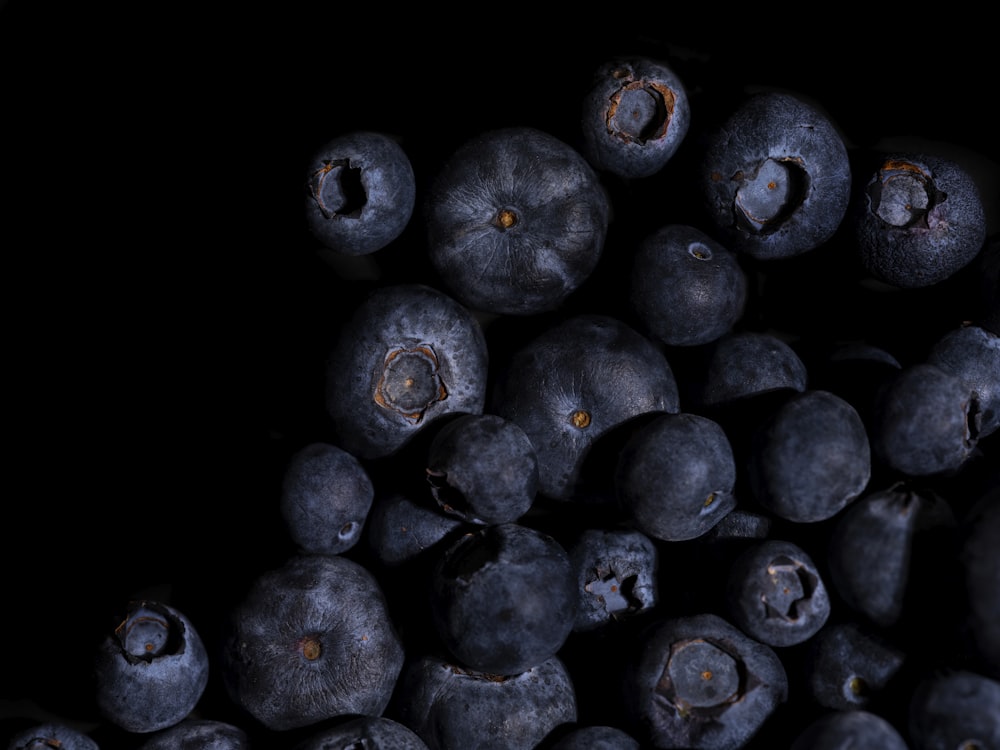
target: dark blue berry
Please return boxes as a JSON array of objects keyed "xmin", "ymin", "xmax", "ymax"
[
  {"xmin": 853, "ymin": 151, "xmax": 987, "ymax": 288},
  {"xmin": 548, "ymin": 724, "xmax": 641, "ymax": 749},
  {"xmin": 93, "ymin": 600, "xmax": 210, "ymax": 734},
  {"xmin": 365, "ymin": 491, "xmax": 467, "ymax": 568},
  {"xmin": 926, "ymin": 323, "xmax": 1000, "ymax": 439},
  {"xmin": 699, "ymin": 90, "xmax": 852, "ymax": 260},
  {"xmin": 304, "ymin": 131, "xmax": 416, "ymax": 256},
  {"xmin": 630, "ymin": 224, "xmax": 748, "ymax": 347},
  {"xmin": 695, "ymin": 331, "xmax": 808, "ymax": 409},
  {"xmin": 138, "ymin": 718, "xmax": 250, "ymax": 749},
  {"xmin": 293, "ymin": 716, "xmax": 430, "ymax": 749},
  {"xmin": 6, "ymin": 723, "xmax": 99, "ymax": 750},
  {"xmin": 221, "ymin": 553, "xmax": 404, "ymax": 731},
  {"xmin": 580, "ymin": 56, "xmax": 690, "ymax": 180},
  {"xmin": 907, "ymin": 669, "xmax": 1000, "ymax": 750},
  {"xmin": 790, "ymin": 709, "xmax": 908, "ymax": 750},
  {"xmin": 279, "ymin": 441, "xmax": 374, "ymax": 555},
  {"xmin": 425, "ymin": 126, "xmax": 610, "ymax": 315},
  {"xmin": 325, "ymin": 283, "xmax": 489, "ymax": 460},
  {"xmin": 615, "ymin": 411, "xmax": 737, "ymax": 541},
  {"xmin": 429, "ymin": 522, "xmax": 576, "ymax": 675}
]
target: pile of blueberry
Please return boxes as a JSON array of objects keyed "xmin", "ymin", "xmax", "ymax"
[{"xmin": 5, "ymin": 24, "xmax": 999, "ymax": 750}]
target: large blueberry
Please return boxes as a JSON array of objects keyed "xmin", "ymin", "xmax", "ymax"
[
  {"xmin": 804, "ymin": 620, "xmax": 906, "ymax": 711},
  {"xmin": 615, "ymin": 411, "xmax": 737, "ymax": 542},
  {"xmin": 365, "ymin": 491, "xmax": 467, "ymax": 568},
  {"xmin": 623, "ymin": 612, "xmax": 787, "ymax": 750},
  {"xmin": 724, "ymin": 538, "xmax": 831, "ymax": 648},
  {"xmin": 493, "ymin": 313, "xmax": 680, "ymax": 501},
  {"xmin": 390, "ymin": 653, "xmax": 578, "ymax": 750},
  {"xmin": 325, "ymin": 283, "xmax": 489, "ymax": 460},
  {"xmin": 699, "ymin": 90, "xmax": 852, "ymax": 260},
  {"xmin": 137, "ymin": 718, "xmax": 249, "ymax": 749},
  {"xmin": 293, "ymin": 716, "xmax": 430, "ymax": 750},
  {"xmin": 579, "ymin": 56, "xmax": 690, "ymax": 180},
  {"xmin": 429, "ymin": 522, "xmax": 576, "ymax": 675},
  {"xmin": 870, "ymin": 362, "xmax": 979, "ymax": 477},
  {"xmin": 279, "ymin": 441, "xmax": 374, "ymax": 555},
  {"xmin": 548, "ymin": 724, "xmax": 641, "ymax": 749},
  {"xmin": 907, "ymin": 669, "xmax": 1000, "ymax": 750},
  {"xmin": 425, "ymin": 413, "xmax": 538, "ymax": 525},
  {"xmin": 790, "ymin": 709, "xmax": 908, "ymax": 750},
  {"xmin": 826, "ymin": 481, "xmax": 957, "ymax": 629},
  {"xmin": 304, "ymin": 130, "xmax": 416, "ymax": 256},
  {"xmin": 852, "ymin": 151, "xmax": 987, "ymax": 288},
  {"xmin": 221, "ymin": 553, "xmax": 404, "ymax": 731},
  {"xmin": 630, "ymin": 224, "xmax": 748, "ymax": 347},
  {"xmin": 695, "ymin": 331, "xmax": 808, "ymax": 410},
  {"xmin": 6, "ymin": 723, "xmax": 99, "ymax": 750},
  {"xmin": 93, "ymin": 599, "xmax": 209, "ymax": 734},
  {"xmin": 747, "ymin": 389, "xmax": 871, "ymax": 523},
  {"xmin": 926, "ymin": 323, "xmax": 1000, "ymax": 438},
  {"xmin": 425, "ymin": 126, "xmax": 610, "ymax": 315}
]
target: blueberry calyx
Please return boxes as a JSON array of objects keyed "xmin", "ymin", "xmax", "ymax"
[
  {"xmin": 868, "ymin": 159, "xmax": 943, "ymax": 228},
  {"xmin": 666, "ymin": 639, "xmax": 740, "ymax": 711},
  {"xmin": 570, "ymin": 409, "xmax": 591, "ymax": 429},
  {"xmin": 583, "ymin": 567, "xmax": 641, "ymax": 617},
  {"xmin": 760, "ymin": 555, "xmax": 817, "ymax": 622},
  {"xmin": 116, "ymin": 601, "xmax": 185, "ymax": 665},
  {"xmin": 733, "ymin": 157, "xmax": 808, "ymax": 234},
  {"xmin": 308, "ymin": 158, "xmax": 365, "ymax": 220},
  {"xmin": 605, "ymin": 75, "xmax": 676, "ymax": 144},
  {"xmin": 374, "ymin": 344, "xmax": 448, "ymax": 423}
]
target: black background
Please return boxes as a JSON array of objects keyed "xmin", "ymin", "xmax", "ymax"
[{"xmin": 3, "ymin": 3, "xmax": 997, "ymax": 746}]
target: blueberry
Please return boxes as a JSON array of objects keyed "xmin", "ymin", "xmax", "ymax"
[
  {"xmin": 428, "ymin": 522, "xmax": 577, "ymax": 675},
  {"xmin": 926, "ymin": 323, "xmax": 1000, "ymax": 439},
  {"xmin": 804, "ymin": 620, "xmax": 906, "ymax": 711},
  {"xmin": 365, "ymin": 491, "xmax": 467, "ymax": 568},
  {"xmin": 699, "ymin": 90, "xmax": 852, "ymax": 260},
  {"xmin": 615, "ymin": 411, "xmax": 737, "ymax": 542},
  {"xmin": 826, "ymin": 481, "xmax": 958, "ymax": 629},
  {"xmin": 960, "ymin": 487, "xmax": 1000, "ymax": 678},
  {"xmin": 852, "ymin": 151, "xmax": 987, "ymax": 288},
  {"xmin": 221, "ymin": 553, "xmax": 404, "ymax": 731},
  {"xmin": 425, "ymin": 126, "xmax": 610, "ymax": 316},
  {"xmin": 623, "ymin": 612, "xmax": 788, "ymax": 750},
  {"xmin": 789, "ymin": 709, "xmax": 909, "ymax": 750},
  {"xmin": 747, "ymin": 389, "xmax": 871, "ymax": 523},
  {"xmin": 93, "ymin": 599, "xmax": 209, "ymax": 734},
  {"xmin": 547, "ymin": 724, "xmax": 641, "ymax": 749},
  {"xmin": 137, "ymin": 718, "xmax": 250, "ymax": 749},
  {"xmin": 293, "ymin": 716, "xmax": 430, "ymax": 749},
  {"xmin": 567, "ymin": 526, "xmax": 659, "ymax": 633},
  {"xmin": 279, "ymin": 441, "xmax": 375, "ymax": 555},
  {"xmin": 6, "ymin": 723, "xmax": 99, "ymax": 750},
  {"xmin": 907, "ymin": 669, "xmax": 1000, "ymax": 750},
  {"xmin": 630, "ymin": 224, "xmax": 748, "ymax": 347},
  {"xmin": 304, "ymin": 131, "xmax": 416, "ymax": 256},
  {"xmin": 390, "ymin": 653, "xmax": 578, "ymax": 750},
  {"xmin": 325, "ymin": 283, "xmax": 489, "ymax": 460},
  {"xmin": 725, "ymin": 538, "xmax": 831, "ymax": 648},
  {"xmin": 870, "ymin": 362, "xmax": 979, "ymax": 477},
  {"xmin": 493, "ymin": 313, "xmax": 680, "ymax": 501},
  {"xmin": 425, "ymin": 413, "xmax": 539, "ymax": 525},
  {"xmin": 695, "ymin": 331, "xmax": 808, "ymax": 410},
  {"xmin": 579, "ymin": 56, "xmax": 691, "ymax": 180}
]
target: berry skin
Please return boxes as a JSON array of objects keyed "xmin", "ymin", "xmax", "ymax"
[
  {"xmin": 695, "ymin": 331, "xmax": 808, "ymax": 409},
  {"xmin": 580, "ymin": 56, "xmax": 691, "ymax": 179},
  {"xmin": 790, "ymin": 709, "xmax": 909, "ymax": 750},
  {"xmin": 747, "ymin": 389, "xmax": 871, "ymax": 523},
  {"xmin": 93, "ymin": 600, "xmax": 210, "ymax": 734},
  {"xmin": 137, "ymin": 718, "xmax": 250, "ymax": 749},
  {"xmin": 926, "ymin": 323, "xmax": 1000, "ymax": 439},
  {"xmin": 615, "ymin": 411, "xmax": 737, "ymax": 542},
  {"xmin": 907, "ymin": 669, "xmax": 1000, "ymax": 750},
  {"xmin": 390, "ymin": 653, "xmax": 578, "ymax": 750},
  {"xmin": 630, "ymin": 223, "xmax": 748, "ymax": 347},
  {"xmin": 853, "ymin": 151, "xmax": 987, "ymax": 288},
  {"xmin": 699, "ymin": 90, "xmax": 852, "ymax": 261},
  {"xmin": 425, "ymin": 413, "xmax": 538, "ymax": 525},
  {"xmin": 425, "ymin": 126, "xmax": 610, "ymax": 316},
  {"xmin": 548, "ymin": 724, "xmax": 641, "ymax": 749},
  {"xmin": 6, "ymin": 723, "xmax": 99, "ymax": 750},
  {"xmin": 279, "ymin": 441, "xmax": 374, "ymax": 555},
  {"xmin": 293, "ymin": 716, "xmax": 430, "ymax": 749},
  {"xmin": 325, "ymin": 283, "xmax": 489, "ymax": 460},
  {"xmin": 221, "ymin": 553, "xmax": 405, "ymax": 731},
  {"xmin": 724, "ymin": 538, "xmax": 831, "ymax": 648},
  {"xmin": 429, "ymin": 522, "xmax": 577, "ymax": 676},
  {"xmin": 304, "ymin": 131, "xmax": 416, "ymax": 256},
  {"xmin": 493, "ymin": 313, "xmax": 680, "ymax": 501},
  {"xmin": 623, "ymin": 612, "xmax": 788, "ymax": 750}
]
